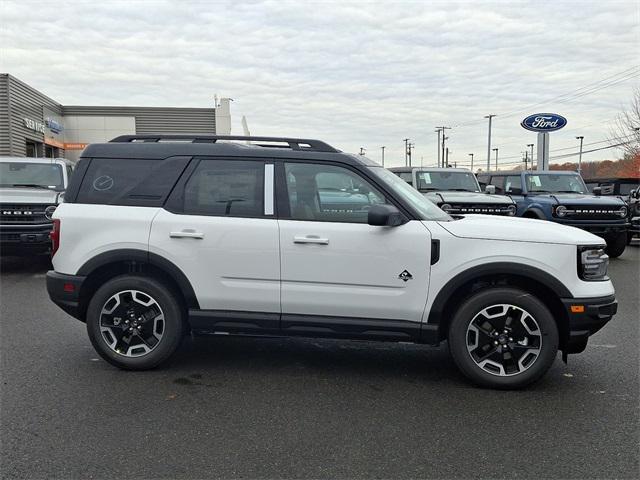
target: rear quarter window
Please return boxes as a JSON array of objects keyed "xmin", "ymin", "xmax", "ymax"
[{"xmin": 75, "ymin": 157, "xmax": 189, "ymax": 206}]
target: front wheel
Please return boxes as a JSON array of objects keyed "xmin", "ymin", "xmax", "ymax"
[
  {"xmin": 448, "ymin": 287, "xmax": 559, "ymax": 389},
  {"xmin": 605, "ymin": 232, "xmax": 627, "ymax": 258},
  {"xmin": 86, "ymin": 275, "xmax": 185, "ymax": 370}
]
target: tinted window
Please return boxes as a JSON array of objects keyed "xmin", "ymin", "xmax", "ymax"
[
  {"xmin": 76, "ymin": 157, "xmax": 189, "ymax": 206},
  {"xmin": 504, "ymin": 175, "xmax": 522, "ymax": 192},
  {"xmin": 285, "ymin": 163, "xmax": 385, "ymax": 223},
  {"xmin": 488, "ymin": 176, "xmax": 505, "ymax": 193},
  {"xmin": 183, "ymin": 160, "xmax": 264, "ymax": 217}
]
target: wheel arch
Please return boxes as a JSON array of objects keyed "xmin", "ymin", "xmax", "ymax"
[
  {"xmin": 76, "ymin": 249, "xmax": 199, "ymax": 321},
  {"xmin": 522, "ymin": 207, "xmax": 546, "ymax": 219},
  {"xmin": 426, "ymin": 262, "xmax": 572, "ymax": 349}
]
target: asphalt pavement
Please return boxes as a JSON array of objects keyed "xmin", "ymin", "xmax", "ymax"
[{"xmin": 1, "ymin": 247, "xmax": 638, "ymax": 479}]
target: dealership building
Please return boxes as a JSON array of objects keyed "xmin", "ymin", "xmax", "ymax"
[{"xmin": 0, "ymin": 74, "xmax": 231, "ymax": 161}]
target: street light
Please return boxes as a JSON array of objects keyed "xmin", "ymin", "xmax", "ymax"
[
  {"xmin": 380, "ymin": 146, "xmax": 386, "ymax": 167},
  {"xmin": 468, "ymin": 153, "xmax": 474, "ymax": 172},
  {"xmin": 403, "ymin": 138, "xmax": 410, "ymax": 166},
  {"xmin": 576, "ymin": 136, "xmax": 584, "ymax": 174},
  {"xmin": 492, "ymin": 147, "xmax": 499, "ymax": 170},
  {"xmin": 485, "ymin": 114, "xmax": 496, "ymax": 171}
]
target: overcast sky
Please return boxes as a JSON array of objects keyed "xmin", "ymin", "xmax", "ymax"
[{"xmin": 1, "ymin": 0, "xmax": 638, "ymax": 168}]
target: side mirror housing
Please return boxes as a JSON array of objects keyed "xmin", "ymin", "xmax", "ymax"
[
  {"xmin": 485, "ymin": 185, "xmax": 496, "ymax": 194},
  {"xmin": 368, "ymin": 204, "xmax": 405, "ymax": 227},
  {"xmin": 632, "ymin": 189, "xmax": 640, "ymax": 199},
  {"xmin": 507, "ymin": 187, "xmax": 523, "ymax": 195},
  {"xmin": 593, "ymin": 187, "xmax": 602, "ymax": 196}
]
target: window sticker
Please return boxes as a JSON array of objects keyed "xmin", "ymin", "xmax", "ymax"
[
  {"xmin": 421, "ymin": 173, "xmax": 432, "ymax": 183},
  {"xmin": 530, "ymin": 176, "xmax": 541, "ymax": 187}
]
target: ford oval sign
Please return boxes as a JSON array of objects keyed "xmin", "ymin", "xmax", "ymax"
[{"xmin": 521, "ymin": 113, "xmax": 567, "ymax": 132}]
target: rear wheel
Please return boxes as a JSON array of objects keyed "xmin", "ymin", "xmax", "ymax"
[
  {"xmin": 448, "ymin": 287, "xmax": 559, "ymax": 389},
  {"xmin": 86, "ymin": 275, "xmax": 185, "ymax": 370},
  {"xmin": 605, "ymin": 232, "xmax": 627, "ymax": 258}
]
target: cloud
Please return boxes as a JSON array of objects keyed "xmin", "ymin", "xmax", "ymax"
[{"xmin": 1, "ymin": 0, "xmax": 638, "ymax": 168}]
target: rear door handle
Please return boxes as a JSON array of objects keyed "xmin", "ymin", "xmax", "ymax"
[
  {"xmin": 293, "ymin": 235, "xmax": 329, "ymax": 245},
  {"xmin": 170, "ymin": 229, "xmax": 204, "ymax": 239}
]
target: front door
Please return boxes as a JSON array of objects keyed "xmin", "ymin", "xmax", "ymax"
[
  {"xmin": 149, "ymin": 158, "xmax": 280, "ymax": 329},
  {"xmin": 276, "ymin": 161, "xmax": 431, "ymax": 339}
]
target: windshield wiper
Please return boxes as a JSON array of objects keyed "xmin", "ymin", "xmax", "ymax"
[
  {"xmin": 419, "ymin": 187, "xmax": 440, "ymax": 191},
  {"xmin": 7, "ymin": 183, "xmax": 54, "ymax": 190}
]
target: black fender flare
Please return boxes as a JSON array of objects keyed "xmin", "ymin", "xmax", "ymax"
[
  {"xmin": 426, "ymin": 262, "xmax": 572, "ymax": 336},
  {"xmin": 77, "ymin": 249, "xmax": 199, "ymax": 309},
  {"xmin": 522, "ymin": 207, "xmax": 546, "ymax": 219}
]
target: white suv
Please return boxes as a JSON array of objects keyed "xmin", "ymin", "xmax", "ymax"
[{"xmin": 46, "ymin": 135, "xmax": 617, "ymax": 389}]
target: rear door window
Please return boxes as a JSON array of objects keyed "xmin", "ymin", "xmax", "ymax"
[
  {"xmin": 182, "ymin": 160, "xmax": 264, "ymax": 217},
  {"xmin": 489, "ymin": 176, "xmax": 505, "ymax": 193},
  {"xmin": 504, "ymin": 175, "xmax": 522, "ymax": 193}
]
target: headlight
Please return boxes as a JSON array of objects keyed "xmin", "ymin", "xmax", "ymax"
[
  {"xmin": 440, "ymin": 203, "xmax": 452, "ymax": 213},
  {"xmin": 578, "ymin": 246, "xmax": 609, "ymax": 281},
  {"xmin": 555, "ymin": 205, "xmax": 567, "ymax": 217},
  {"xmin": 506, "ymin": 205, "xmax": 516, "ymax": 216},
  {"xmin": 44, "ymin": 205, "xmax": 57, "ymax": 220},
  {"xmin": 618, "ymin": 206, "xmax": 628, "ymax": 218}
]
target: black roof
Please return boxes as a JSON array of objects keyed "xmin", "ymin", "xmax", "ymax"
[{"xmin": 82, "ymin": 134, "xmax": 378, "ymax": 167}]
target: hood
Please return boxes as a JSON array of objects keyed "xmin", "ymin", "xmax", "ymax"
[
  {"xmin": 423, "ymin": 191, "xmax": 514, "ymax": 205},
  {"xmin": 0, "ymin": 187, "xmax": 61, "ymax": 204},
  {"xmin": 535, "ymin": 193, "xmax": 626, "ymax": 206},
  {"xmin": 437, "ymin": 214, "xmax": 603, "ymax": 246}
]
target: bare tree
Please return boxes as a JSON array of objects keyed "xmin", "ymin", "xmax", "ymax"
[{"xmin": 609, "ymin": 87, "xmax": 640, "ymax": 157}]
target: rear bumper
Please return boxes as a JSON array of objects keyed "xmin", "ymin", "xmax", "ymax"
[
  {"xmin": 561, "ymin": 295, "xmax": 617, "ymax": 354},
  {"xmin": 46, "ymin": 270, "xmax": 86, "ymax": 320},
  {"xmin": 0, "ymin": 224, "xmax": 53, "ymax": 254}
]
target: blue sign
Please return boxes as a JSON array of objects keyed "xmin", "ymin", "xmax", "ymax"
[
  {"xmin": 45, "ymin": 117, "xmax": 64, "ymax": 134},
  {"xmin": 521, "ymin": 113, "xmax": 567, "ymax": 132}
]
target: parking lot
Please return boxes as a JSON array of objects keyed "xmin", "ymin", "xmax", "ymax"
[{"xmin": 1, "ymin": 247, "xmax": 638, "ymax": 479}]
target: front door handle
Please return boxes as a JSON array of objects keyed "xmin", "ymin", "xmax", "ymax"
[
  {"xmin": 293, "ymin": 235, "xmax": 329, "ymax": 245},
  {"xmin": 170, "ymin": 229, "xmax": 204, "ymax": 239}
]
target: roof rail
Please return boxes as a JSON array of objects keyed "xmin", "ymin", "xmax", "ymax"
[{"xmin": 109, "ymin": 135, "xmax": 340, "ymax": 153}]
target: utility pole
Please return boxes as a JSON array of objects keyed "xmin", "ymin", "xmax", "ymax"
[
  {"xmin": 527, "ymin": 143, "xmax": 534, "ymax": 169},
  {"xmin": 485, "ymin": 114, "xmax": 496, "ymax": 171},
  {"xmin": 435, "ymin": 129, "xmax": 442, "ymax": 167},
  {"xmin": 445, "ymin": 147, "xmax": 450, "ymax": 167},
  {"xmin": 576, "ymin": 136, "xmax": 584, "ymax": 174},
  {"xmin": 524, "ymin": 151, "xmax": 528, "ymax": 170},
  {"xmin": 468, "ymin": 153, "xmax": 474, "ymax": 172},
  {"xmin": 403, "ymin": 138, "xmax": 410, "ymax": 166},
  {"xmin": 380, "ymin": 146, "xmax": 385, "ymax": 167},
  {"xmin": 409, "ymin": 142, "xmax": 415, "ymax": 167},
  {"xmin": 436, "ymin": 126, "xmax": 451, "ymax": 168},
  {"xmin": 493, "ymin": 147, "xmax": 499, "ymax": 170},
  {"xmin": 359, "ymin": 147, "xmax": 366, "ymax": 156}
]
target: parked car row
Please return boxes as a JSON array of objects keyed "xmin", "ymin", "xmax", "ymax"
[{"xmin": 42, "ymin": 135, "xmax": 618, "ymax": 390}]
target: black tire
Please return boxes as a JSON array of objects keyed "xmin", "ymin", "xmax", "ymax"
[
  {"xmin": 86, "ymin": 275, "xmax": 185, "ymax": 370},
  {"xmin": 605, "ymin": 232, "xmax": 627, "ymax": 258},
  {"xmin": 448, "ymin": 287, "xmax": 559, "ymax": 390}
]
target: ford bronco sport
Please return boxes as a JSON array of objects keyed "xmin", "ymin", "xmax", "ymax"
[
  {"xmin": 478, "ymin": 170, "xmax": 629, "ymax": 257},
  {"xmin": 0, "ymin": 156, "xmax": 74, "ymax": 255},
  {"xmin": 46, "ymin": 135, "xmax": 617, "ymax": 389},
  {"xmin": 389, "ymin": 167, "xmax": 516, "ymax": 216}
]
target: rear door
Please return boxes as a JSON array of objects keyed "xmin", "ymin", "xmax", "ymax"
[{"xmin": 149, "ymin": 158, "xmax": 280, "ymax": 323}]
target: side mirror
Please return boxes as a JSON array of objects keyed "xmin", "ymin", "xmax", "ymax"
[
  {"xmin": 632, "ymin": 189, "xmax": 640, "ymax": 199},
  {"xmin": 485, "ymin": 185, "xmax": 496, "ymax": 194},
  {"xmin": 368, "ymin": 204, "xmax": 405, "ymax": 227},
  {"xmin": 507, "ymin": 187, "xmax": 523, "ymax": 195},
  {"xmin": 593, "ymin": 187, "xmax": 602, "ymax": 197}
]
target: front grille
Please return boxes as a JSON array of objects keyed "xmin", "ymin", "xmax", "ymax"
[
  {"xmin": 446, "ymin": 204, "xmax": 514, "ymax": 215},
  {"xmin": 0, "ymin": 204, "xmax": 51, "ymax": 224},
  {"xmin": 560, "ymin": 206, "xmax": 625, "ymax": 220}
]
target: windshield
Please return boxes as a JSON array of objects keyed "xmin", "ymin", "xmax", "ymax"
[
  {"xmin": 369, "ymin": 167, "xmax": 452, "ymax": 221},
  {"xmin": 0, "ymin": 162, "xmax": 64, "ymax": 191},
  {"xmin": 525, "ymin": 173, "xmax": 587, "ymax": 194},
  {"xmin": 415, "ymin": 170, "xmax": 480, "ymax": 192}
]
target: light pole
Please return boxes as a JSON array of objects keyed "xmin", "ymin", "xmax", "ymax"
[
  {"xmin": 523, "ymin": 151, "xmax": 528, "ymax": 170},
  {"xmin": 380, "ymin": 146, "xmax": 385, "ymax": 167},
  {"xmin": 485, "ymin": 114, "xmax": 496, "ymax": 171},
  {"xmin": 468, "ymin": 153, "xmax": 474, "ymax": 172},
  {"xmin": 527, "ymin": 143, "xmax": 534, "ymax": 170},
  {"xmin": 435, "ymin": 126, "xmax": 451, "ymax": 167},
  {"xmin": 445, "ymin": 147, "xmax": 450, "ymax": 167},
  {"xmin": 492, "ymin": 147, "xmax": 499, "ymax": 170},
  {"xmin": 576, "ymin": 136, "xmax": 584, "ymax": 174},
  {"xmin": 435, "ymin": 129, "xmax": 441, "ymax": 167},
  {"xmin": 408, "ymin": 142, "xmax": 415, "ymax": 167}
]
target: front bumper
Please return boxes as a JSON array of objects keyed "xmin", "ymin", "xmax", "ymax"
[
  {"xmin": 46, "ymin": 271, "xmax": 86, "ymax": 320},
  {"xmin": 629, "ymin": 216, "xmax": 640, "ymax": 235},
  {"xmin": 553, "ymin": 219, "xmax": 628, "ymax": 237},
  {"xmin": 561, "ymin": 295, "xmax": 617, "ymax": 354},
  {"xmin": 0, "ymin": 223, "xmax": 53, "ymax": 254}
]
